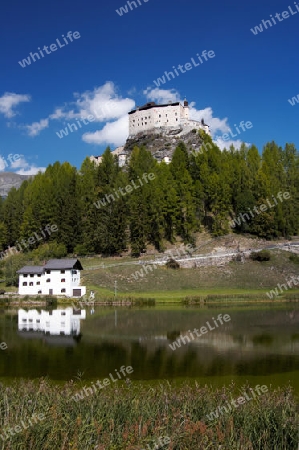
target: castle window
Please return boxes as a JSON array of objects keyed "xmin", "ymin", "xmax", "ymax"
[
  {"xmin": 61, "ymin": 279, "xmax": 65, "ymax": 283},
  {"xmin": 176, "ymin": 118, "xmax": 178, "ymax": 121},
  {"xmin": 37, "ymin": 282, "xmax": 40, "ymax": 285},
  {"xmin": 29, "ymin": 282, "xmax": 33, "ymax": 286},
  {"xmin": 30, "ymin": 274, "xmax": 34, "ymax": 278},
  {"xmin": 61, "ymin": 270, "xmax": 65, "ymax": 274},
  {"xmin": 46, "ymin": 278, "xmax": 50, "ymax": 282},
  {"xmin": 23, "ymin": 274, "xmax": 28, "ymax": 278},
  {"xmin": 23, "ymin": 282, "xmax": 27, "ymax": 286},
  {"xmin": 61, "ymin": 288, "xmax": 66, "ymax": 293},
  {"xmin": 159, "ymin": 115, "xmax": 161, "ymax": 118},
  {"xmin": 37, "ymin": 274, "xmax": 41, "ymax": 277},
  {"xmin": 145, "ymin": 122, "xmax": 147, "ymax": 125},
  {"xmin": 46, "ymin": 270, "xmax": 51, "ymax": 274}
]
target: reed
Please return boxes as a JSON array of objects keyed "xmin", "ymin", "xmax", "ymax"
[{"xmin": 0, "ymin": 379, "xmax": 297, "ymax": 449}]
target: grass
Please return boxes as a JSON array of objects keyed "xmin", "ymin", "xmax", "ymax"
[
  {"xmin": 77, "ymin": 248, "xmax": 299, "ymax": 303},
  {"xmin": 0, "ymin": 379, "xmax": 297, "ymax": 449}
]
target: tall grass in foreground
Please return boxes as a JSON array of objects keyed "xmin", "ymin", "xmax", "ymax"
[{"xmin": 0, "ymin": 380, "xmax": 298, "ymax": 449}]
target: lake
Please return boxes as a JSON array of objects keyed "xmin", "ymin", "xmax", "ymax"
[{"xmin": 1, "ymin": 303, "xmax": 299, "ymax": 394}]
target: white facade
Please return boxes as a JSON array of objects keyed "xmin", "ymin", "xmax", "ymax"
[
  {"xmin": 18, "ymin": 308, "xmax": 86, "ymax": 335},
  {"xmin": 128, "ymin": 101, "xmax": 210, "ymax": 137},
  {"xmin": 17, "ymin": 259, "xmax": 86, "ymax": 297}
]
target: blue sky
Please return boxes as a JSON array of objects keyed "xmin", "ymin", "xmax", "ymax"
[{"xmin": 0, "ymin": 0, "xmax": 298, "ymax": 174}]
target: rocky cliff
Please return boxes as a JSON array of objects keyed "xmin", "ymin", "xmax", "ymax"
[{"xmin": 123, "ymin": 126, "xmax": 204, "ymax": 162}]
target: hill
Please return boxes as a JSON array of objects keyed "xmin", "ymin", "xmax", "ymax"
[{"xmin": 0, "ymin": 172, "xmax": 31, "ymax": 197}]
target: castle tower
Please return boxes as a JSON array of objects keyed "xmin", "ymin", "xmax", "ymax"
[{"xmin": 183, "ymin": 99, "xmax": 189, "ymax": 121}]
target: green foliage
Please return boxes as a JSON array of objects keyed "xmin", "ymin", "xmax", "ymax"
[
  {"xmin": 289, "ymin": 253, "xmax": 299, "ymax": 264},
  {"xmin": 0, "ymin": 139, "xmax": 298, "ymax": 260},
  {"xmin": 250, "ymin": 250, "xmax": 271, "ymax": 261}
]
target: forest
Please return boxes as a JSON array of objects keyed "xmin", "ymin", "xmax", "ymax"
[{"xmin": 0, "ymin": 132, "xmax": 298, "ymax": 258}]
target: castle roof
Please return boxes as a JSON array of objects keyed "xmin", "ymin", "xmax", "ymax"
[{"xmin": 128, "ymin": 101, "xmax": 180, "ymax": 115}]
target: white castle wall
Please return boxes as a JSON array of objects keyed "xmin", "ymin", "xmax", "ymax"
[{"xmin": 129, "ymin": 102, "xmax": 209, "ymax": 137}]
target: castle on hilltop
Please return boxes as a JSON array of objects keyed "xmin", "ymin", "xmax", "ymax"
[
  {"xmin": 90, "ymin": 100, "xmax": 210, "ymax": 167},
  {"xmin": 128, "ymin": 100, "xmax": 210, "ymax": 137}
]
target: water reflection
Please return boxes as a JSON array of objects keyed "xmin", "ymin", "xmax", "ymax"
[{"xmin": 17, "ymin": 308, "xmax": 86, "ymax": 346}]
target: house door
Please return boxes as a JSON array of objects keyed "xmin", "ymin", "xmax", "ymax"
[
  {"xmin": 73, "ymin": 289, "xmax": 81, "ymax": 297},
  {"xmin": 49, "ymin": 289, "xmax": 53, "ymax": 295}
]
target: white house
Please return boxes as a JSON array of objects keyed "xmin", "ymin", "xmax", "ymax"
[
  {"xmin": 17, "ymin": 258, "xmax": 86, "ymax": 297},
  {"xmin": 18, "ymin": 307, "xmax": 86, "ymax": 335}
]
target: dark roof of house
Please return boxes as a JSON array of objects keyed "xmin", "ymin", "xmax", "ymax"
[
  {"xmin": 44, "ymin": 259, "xmax": 83, "ymax": 270},
  {"xmin": 128, "ymin": 101, "xmax": 180, "ymax": 115},
  {"xmin": 17, "ymin": 259, "xmax": 83, "ymax": 274},
  {"xmin": 17, "ymin": 266, "xmax": 44, "ymax": 274}
]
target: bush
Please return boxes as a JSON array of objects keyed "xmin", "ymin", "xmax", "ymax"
[
  {"xmin": 166, "ymin": 258, "xmax": 180, "ymax": 269},
  {"xmin": 289, "ymin": 254, "xmax": 299, "ymax": 264},
  {"xmin": 250, "ymin": 250, "xmax": 271, "ymax": 261}
]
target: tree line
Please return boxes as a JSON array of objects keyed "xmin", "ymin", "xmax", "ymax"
[{"xmin": 0, "ymin": 132, "xmax": 298, "ymax": 258}]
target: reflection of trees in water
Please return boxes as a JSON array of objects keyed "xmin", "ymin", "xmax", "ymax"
[
  {"xmin": 252, "ymin": 334, "xmax": 274, "ymax": 346},
  {"xmin": 166, "ymin": 330, "xmax": 181, "ymax": 341}
]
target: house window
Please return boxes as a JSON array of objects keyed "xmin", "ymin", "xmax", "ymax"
[
  {"xmin": 46, "ymin": 278, "xmax": 50, "ymax": 282},
  {"xmin": 29, "ymin": 282, "xmax": 33, "ymax": 286},
  {"xmin": 23, "ymin": 274, "xmax": 28, "ymax": 278},
  {"xmin": 29, "ymin": 319, "xmax": 33, "ymax": 323},
  {"xmin": 30, "ymin": 274, "xmax": 34, "ymax": 278},
  {"xmin": 61, "ymin": 289, "xmax": 66, "ymax": 293},
  {"xmin": 23, "ymin": 282, "xmax": 27, "ymax": 286},
  {"xmin": 72, "ymin": 270, "xmax": 77, "ymax": 275},
  {"xmin": 60, "ymin": 270, "xmax": 65, "ymax": 274},
  {"xmin": 36, "ymin": 282, "xmax": 40, "ymax": 286},
  {"xmin": 37, "ymin": 274, "xmax": 41, "ymax": 277},
  {"xmin": 22, "ymin": 319, "xmax": 27, "ymax": 322},
  {"xmin": 61, "ymin": 312, "xmax": 66, "ymax": 316},
  {"xmin": 36, "ymin": 319, "xmax": 40, "ymax": 323},
  {"xmin": 46, "ymin": 270, "xmax": 51, "ymax": 274},
  {"xmin": 61, "ymin": 278, "xmax": 65, "ymax": 283},
  {"xmin": 159, "ymin": 114, "xmax": 161, "ymax": 118},
  {"xmin": 38, "ymin": 290, "xmax": 42, "ymax": 294}
]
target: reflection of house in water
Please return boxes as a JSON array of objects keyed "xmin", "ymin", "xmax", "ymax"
[{"xmin": 18, "ymin": 308, "xmax": 86, "ymax": 346}]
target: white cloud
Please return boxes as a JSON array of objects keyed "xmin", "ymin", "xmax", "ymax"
[
  {"xmin": 25, "ymin": 118, "xmax": 49, "ymax": 137},
  {"xmin": 0, "ymin": 92, "xmax": 31, "ymax": 118},
  {"xmin": 16, "ymin": 166, "xmax": 46, "ymax": 175},
  {"xmin": 0, "ymin": 157, "xmax": 7, "ymax": 171},
  {"xmin": 215, "ymin": 138, "xmax": 250, "ymax": 151},
  {"xmin": 25, "ymin": 81, "xmax": 135, "ymax": 137},
  {"xmin": 82, "ymin": 115, "xmax": 129, "ymax": 147},
  {"xmin": 143, "ymin": 87, "xmax": 180, "ymax": 104},
  {"xmin": 9, "ymin": 155, "xmax": 46, "ymax": 175}
]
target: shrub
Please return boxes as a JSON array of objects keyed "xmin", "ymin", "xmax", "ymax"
[
  {"xmin": 166, "ymin": 258, "xmax": 180, "ymax": 269},
  {"xmin": 250, "ymin": 250, "xmax": 271, "ymax": 261},
  {"xmin": 289, "ymin": 254, "xmax": 299, "ymax": 264}
]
